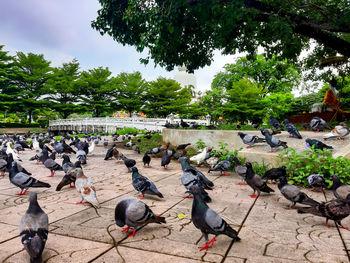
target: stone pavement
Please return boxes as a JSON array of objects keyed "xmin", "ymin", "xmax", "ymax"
[{"xmin": 0, "ymin": 143, "xmax": 349, "ymax": 263}]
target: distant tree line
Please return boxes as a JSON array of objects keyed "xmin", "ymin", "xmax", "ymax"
[{"xmin": 2, "ymin": 45, "xmax": 344, "ymax": 126}]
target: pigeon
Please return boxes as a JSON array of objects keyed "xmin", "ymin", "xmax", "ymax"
[
  {"xmin": 324, "ymin": 122, "xmax": 350, "ymax": 140},
  {"xmin": 62, "ymin": 140, "xmax": 76, "ymax": 154},
  {"xmin": 7, "ymin": 153, "xmax": 32, "ymax": 175},
  {"xmin": 53, "ymin": 140, "xmax": 64, "ymax": 155},
  {"xmin": 104, "ymin": 144, "xmax": 116, "ymax": 160},
  {"xmin": 142, "ymin": 152, "xmax": 151, "ymax": 167},
  {"xmin": 180, "ymin": 119, "xmax": 189, "ymax": 128},
  {"xmin": 261, "ymin": 128, "xmax": 288, "ymax": 152},
  {"xmin": 262, "ymin": 166, "xmax": 286, "ymax": 184},
  {"xmin": 208, "ymin": 155, "xmax": 231, "ymax": 176},
  {"xmin": 205, "ymin": 156, "xmax": 219, "ymax": 169},
  {"xmin": 6, "ymin": 142, "xmax": 22, "ymax": 161},
  {"xmin": 103, "ymin": 139, "xmax": 108, "ymax": 147},
  {"xmin": 42, "ymin": 149, "xmax": 63, "ymax": 177},
  {"xmin": 245, "ymin": 162, "xmax": 274, "ymax": 198},
  {"xmin": 132, "ymin": 144, "xmax": 141, "ymax": 154},
  {"xmin": 10, "ymin": 161, "xmax": 51, "ymax": 195},
  {"xmin": 179, "ymin": 157, "xmax": 214, "ymax": 190},
  {"xmin": 0, "ymin": 157, "xmax": 7, "ymax": 176},
  {"xmin": 307, "ymin": 174, "xmax": 326, "ymax": 192},
  {"xmin": 14, "ymin": 140, "xmax": 24, "ymax": 152},
  {"xmin": 269, "ymin": 116, "xmax": 284, "ymax": 130},
  {"xmin": 115, "ymin": 198, "xmax": 166, "ymax": 237},
  {"xmin": 20, "ymin": 192, "xmax": 48, "ymax": 263},
  {"xmin": 131, "ymin": 167, "xmax": 163, "ymax": 199},
  {"xmin": 283, "ymin": 119, "xmax": 302, "ymax": 139},
  {"xmin": 305, "ymin": 138, "xmax": 333, "ymax": 151},
  {"xmin": 187, "ymin": 184, "xmax": 240, "ymax": 251},
  {"xmin": 278, "ymin": 176, "xmax": 319, "ymax": 209},
  {"xmin": 330, "ymin": 175, "xmax": 350, "ymax": 200},
  {"xmin": 161, "ymin": 151, "xmax": 172, "ymax": 169},
  {"xmin": 122, "ymin": 156, "xmax": 136, "ymax": 172},
  {"xmin": 179, "ymin": 157, "xmax": 213, "ymax": 202},
  {"xmin": 61, "ymin": 155, "xmax": 73, "ymax": 174},
  {"xmin": 75, "ymin": 168, "xmax": 100, "ymax": 208},
  {"xmin": 260, "ymin": 128, "xmax": 281, "ymax": 136},
  {"xmin": 76, "ymin": 144, "xmax": 87, "ymax": 165},
  {"xmin": 190, "ymin": 147, "xmax": 208, "ymax": 165},
  {"xmin": 237, "ymin": 132, "xmax": 265, "ymax": 148},
  {"xmin": 297, "ymin": 198, "xmax": 350, "ymax": 230},
  {"xmin": 310, "ymin": 117, "xmax": 331, "ymax": 132},
  {"xmin": 232, "ymin": 156, "xmax": 247, "ymax": 185},
  {"xmin": 56, "ymin": 162, "xmax": 81, "ymax": 191},
  {"xmin": 177, "ymin": 143, "xmax": 191, "ymax": 151},
  {"xmin": 88, "ymin": 140, "xmax": 95, "ymax": 155}
]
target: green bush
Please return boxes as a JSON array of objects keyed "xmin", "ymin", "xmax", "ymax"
[
  {"xmin": 117, "ymin": 127, "xmax": 141, "ymax": 135},
  {"xmin": 131, "ymin": 134, "xmax": 162, "ymax": 153},
  {"xmin": 278, "ymin": 147, "xmax": 350, "ymax": 186},
  {"xmin": 195, "ymin": 139, "xmax": 206, "ymax": 150}
]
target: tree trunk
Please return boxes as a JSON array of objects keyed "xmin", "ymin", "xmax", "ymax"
[{"xmin": 28, "ymin": 110, "xmax": 32, "ymax": 123}]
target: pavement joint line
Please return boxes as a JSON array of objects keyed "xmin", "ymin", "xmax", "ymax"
[{"xmin": 221, "ymin": 194, "xmax": 259, "ymax": 263}]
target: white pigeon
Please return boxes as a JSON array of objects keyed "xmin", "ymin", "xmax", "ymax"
[
  {"xmin": 6, "ymin": 142, "xmax": 21, "ymax": 161},
  {"xmin": 324, "ymin": 122, "xmax": 350, "ymax": 140},
  {"xmin": 32, "ymin": 137, "xmax": 40, "ymax": 151},
  {"xmin": 75, "ymin": 168, "xmax": 100, "ymax": 208},
  {"xmin": 190, "ymin": 147, "xmax": 208, "ymax": 165},
  {"xmin": 88, "ymin": 140, "xmax": 95, "ymax": 155}
]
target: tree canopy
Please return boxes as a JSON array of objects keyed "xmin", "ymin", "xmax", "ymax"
[
  {"xmin": 213, "ymin": 55, "xmax": 301, "ymax": 94},
  {"xmin": 92, "ymin": 0, "xmax": 350, "ymax": 72}
]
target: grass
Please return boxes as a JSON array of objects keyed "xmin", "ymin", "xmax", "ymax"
[{"xmin": 131, "ymin": 134, "xmax": 163, "ymax": 153}]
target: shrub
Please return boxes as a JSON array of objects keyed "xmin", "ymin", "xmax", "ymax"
[
  {"xmin": 195, "ymin": 139, "xmax": 206, "ymax": 150},
  {"xmin": 278, "ymin": 147, "xmax": 350, "ymax": 186},
  {"xmin": 116, "ymin": 127, "xmax": 141, "ymax": 135},
  {"xmin": 131, "ymin": 134, "xmax": 162, "ymax": 153}
]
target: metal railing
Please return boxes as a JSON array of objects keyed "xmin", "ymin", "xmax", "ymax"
[{"xmin": 49, "ymin": 116, "xmax": 210, "ymax": 133}]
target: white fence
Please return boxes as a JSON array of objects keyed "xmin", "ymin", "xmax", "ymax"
[{"xmin": 49, "ymin": 117, "xmax": 210, "ymax": 133}]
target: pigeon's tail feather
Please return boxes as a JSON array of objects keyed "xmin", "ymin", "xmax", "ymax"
[
  {"xmin": 32, "ymin": 181, "xmax": 51, "ymax": 188},
  {"xmin": 150, "ymin": 215, "xmax": 166, "ymax": 224},
  {"xmin": 281, "ymin": 141, "xmax": 288, "ymax": 149},
  {"xmin": 156, "ymin": 191, "xmax": 164, "ymax": 198},
  {"xmin": 326, "ymin": 145, "xmax": 334, "ymax": 149},
  {"xmin": 256, "ymin": 138, "xmax": 266, "ymax": 143},
  {"xmin": 29, "ymin": 156, "xmax": 36, "ymax": 161},
  {"xmin": 260, "ymin": 183, "xmax": 275, "ymax": 193},
  {"xmin": 224, "ymin": 225, "xmax": 240, "ymax": 241},
  {"xmin": 297, "ymin": 206, "xmax": 322, "ymax": 216},
  {"xmin": 53, "ymin": 163, "xmax": 63, "ymax": 171},
  {"xmin": 300, "ymin": 193, "xmax": 319, "ymax": 206}
]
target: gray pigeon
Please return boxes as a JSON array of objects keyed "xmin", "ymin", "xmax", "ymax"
[
  {"xmin": 53, "ymin": 140, "xmax": 64, "ymax": 155},
  {"xmin": 61, "ymin": 155, "xmax": 73, "ymax": 174},
  {"xmin": 233, "ymin": 157, "xmax": 247, "ymax": 185},
  {"xmin": 208, "ymin": 155, "xmax": 231, "ymax": 176},
  {"xmin": 187, "ymin": 184, "xmax": 240, "ymax": 251},
  {"xmin": 278, "ymin": 176, "xmax": 319, "ymax": 209},
  {"xmin": 10, "ymin": 162, "xmax": 51, "ymax": 195},
  {"xmin": 307, "ymin": 174, "xmax": 326, "ymax": 192},
  {"xmin": 179, "ymin": 157, "xmax": 213, "ymax": 203},
  {"xmin": 115, "ymin": 198, "xmax": 166, "ymax": 237},
  {"xmin": 76, "ymin": 145, "xmax": 87, "ymax": 165},
  {"xmin": 330, "ymin": 175, "xmax": 350, "ymax": 200},
  {"xmin": 42, "ymin": 150, "xmax": 63, "ymax": 177},
  {"xmin": 237, "ymin": 132, "xmax": 265, "ymax": 148},
  {"xmin": 245, "ymin": 162, "xmax": 274, "ymax": 198},
  {"xmin": 131, "ymin": 167, "xmax": 163, "ymax": 199},
  {"xmin": 283, "ymin": 119, "xmax": 302, "ymax": 139},
  {"xmin": 310, "ymin": 116, "xmax": 331, "ymax": 132},
  {"xmin": 0, "ymin": 158, "xmax": 7, "ymax": 176},
  {"xmin": 20, "ymin": 192, "xmax": 48, "ymax": 263},
  {"xmin": 261, "ymin": 128, "xmax": 288, "ymax": 152}
]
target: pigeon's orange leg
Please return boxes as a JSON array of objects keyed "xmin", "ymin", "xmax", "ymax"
[
  {"xmin": 121, "ymin": 226, "xmax": 130, "ymax": 232},
  {"xmin": 139, "ymin": 195, "xmax": 144, "ymax": 200},
  {"xmin": 207, "ymin": 236, "xmax": 216, "ymax": 247},
  {"xmin": 339, "ymin": 224, "xmax": 349, "ymax": 230},
  {"xmin": 128, "ymin": 229, "xmax": 136, "ymax": 237},
  {"xmin": 324, "ymin": 219, "xmax": 330, "ymax": 228},
  {"xmin": 199, "ymin": 242, "xmax": 211, "ymax": 251},
  {"xmin": 249, "ymin": 195, "xmax": 258, "ymax": 198},
  {"xmin": 48, "ymin": 171, "xmax": 55, "ymax": 177}
]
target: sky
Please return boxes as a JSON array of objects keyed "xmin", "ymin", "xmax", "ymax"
[{"xmin": 0, "ymin": 0, "xmax": 240, "ymax": 92}]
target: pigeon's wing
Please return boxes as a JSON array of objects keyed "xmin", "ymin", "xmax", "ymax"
[
  {"xmin": 126, "ymin": 200, "xmax": 154, "ymax": 227},
  {"xmin": 270, "ymin": 136, "xmax": 281, "ymax": 146},
  {"xmin": 81, "ymin": 186, "xmax": 100, "ymax": 208},
  {"xmin": 11, "ymin": 172, "xmax": 35, "ymax": 188},
  {"xmin": 222, "ymin": 160, "xmax": 231, "ymax": 170},
  {"xmin": 243, "ymin": 134, "xmax": 254, "ymax": 145},
  {"xmin": 181, "ymin": 171, "xmax": 198, "ymax": 190},
  {"xmin": 44, "ymin": 159, "xmax": 56, "ymax": 169},
  {"xmin": 235, "ymin": 165, "xmax": 247, "ymax": 176},
  {"xmin": 280, "ymin": 185, "xmax": 300, "ymax": 200},
  {"xmin": 133, "ymin": 176, "xmax": 150, "ymax": 192},
  {"xmin": 204, "ymin": 208, "xmax": 226, "ymax": 233},
  {"xmin": 195, "ymin": 168, "xmax": 214, "ymax": 188}
]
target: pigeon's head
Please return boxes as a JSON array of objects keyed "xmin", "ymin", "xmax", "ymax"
[
  {"xmin": 29, "ymin": 192, "xmax": 38, "ymax": 203},
  {"xmin": 186, "ymin": 184, "xmax": 202, "ymax": 195},
  {"xmin": 329, "ymin": 175, "xmax": 339, "ymax": 181},
  {"xmin": 178, "ymin": 157, "xmax": 189, "ymax": 164},
  {"xmin": 62, "ymin": 155, "xmax": 70, "ymax": 161},
  {"xmin": 237, "ymin": 132, "xmax": 244, "ymax": 139},
  {"xmin": 305, "ymin": 138, "xmax": 311, "ymax": 148},
  {"xmin": 245, "ymin": 162, "xmax": 252, "ymax": 169},
  {"xmin": 131, "ymin": 167, "xmax": 138, "ymax": 173},
  {"xmin": 11, "ymin": 161, "xmax": 17, "ymax": 167},
  {"xmin": 281, "ymin": 166, "xmax": 286, "ymax": 170}
]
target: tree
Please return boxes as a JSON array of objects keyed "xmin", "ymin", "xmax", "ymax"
[
  {"xmin": 77, "ymin": 67, "xmax": 114, "ymax": 117},
  {"xmin": 92, "ymin": 0, "xmax": 350, "ymax": 72},
  {"xmin": 0, "ymin": 45, "xmax": 18, "ymax": 113},
  {"xmin": 111, "ymin": 72, "xmax": 147, "ymax": 116},
  {"xmin": 222, "ymin": 79, "xmax": 265, "ymax": 123},
  {"xmin": 45, "ymin": 59, "xmax": 82, "ymax": 118},
  {"xmin": 199, "ymin": 87, "xmax": 225, "ymax": 121},
  {"xmin": 262, "ymin": 92, "xmax": 295, "ymax": 120},
  {"xmin": 13, "ymin": 52, "xmax": 52, "ymax": 122},
  {"xmin": 143, "ymin": 78, "xmax": 192, "ymax": 117},
  {"xmin": 213, "ymin": 55, "xmax": 301, "ymax": 94}
]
